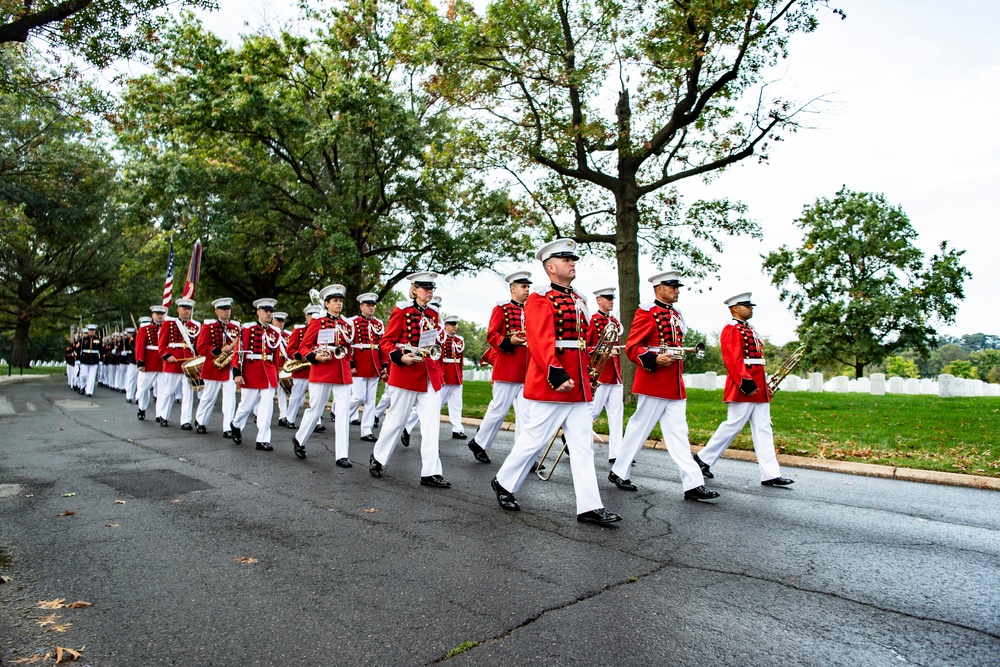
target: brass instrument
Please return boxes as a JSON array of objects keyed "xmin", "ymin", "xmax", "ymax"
[
  {"xmin": 588, "ymin": 320, "xmax": 622, "ymax": 391},
  {"xmin": 767, "ymin": 345, "xmax": 806, "ymax": 394},
  {"xmin": 213, "ymin": 322, "xmax": 239, "ymax": 368},
  {"xmin": 278, "ymin": 370, "xmax": 294, "ymax": 395},
  {"xmin": 398, "ymin": 343, "xmax": 442, "ymax": 361},
  {"xmin": 659, "ymin": 342, "xmax": 706, "ymax": 359},
  {"xmin": 536, "ymin": 430, "xmax": 567, "ymax": 481},
  {"xmin": 283, "ymin": 358, "xmax": 311, "ymax": 373}
]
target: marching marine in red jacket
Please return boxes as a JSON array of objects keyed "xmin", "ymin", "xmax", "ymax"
[
  {"xmin": 608, "ymin": 271, "xmax": 716, "ymax": 501},
  {"xmin": 135, "ymin": 306, "xmax": 166, "ymax": 420},
  {"xmin": 155, "ymin": 298, "xmax": 200, "ymax": 428},
  {"xmin": 230, "ymin": 298, "xmax": 281, "ymax": 450},
  {"xmin": 491, "ymin": 240, "xmax": 620, "ymax": 525},
  {"xmin": 586, "ymin": 287, "xmax": 624, "ymax": 465},
  {"xmin": 193, "ymin": 297, "xmax": 240, "ymax": 436},
  {"xmin": 695, "ymin": 293, "xmax": 793, "ymax": 487},
  {"xmin": 466, "ymin": 271, "xmax": 532, "ymax": 464},
  {"xmin": 269, "ymin": 312, "xmax": 291, "ymax": 428},
  {"xmin": 283, "ymin": 304, "xmax": 322, "ymax": 430},
  {"xmin": 439, "ymin": 315, "xmax": 466, "ymax": 439},
  {"xmin": 347, "ymin": 293, "xmax": 386, "ymax": 443},
  {"xmin": 293, "ymin": 285, "xmax": 354, "ymax": 464},
  {"xmin": 369, "ymin": 272, "xmax": 450, "ymax": 488}
]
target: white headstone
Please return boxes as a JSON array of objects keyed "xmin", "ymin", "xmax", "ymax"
[
  {"xmin": 887, "ymin": 376, "xmax": 905, "ymax": 394},
  {"xmin": 704, "ymin": 372, "xmax": 718, "ymax": 391},
  {"xmin": 904, "ymin": 378, "xmax": 920, "ymax": 395},
  {"xmin": 830, "ymin": 376, "xmax": 849, "ymax": 393},
  {"xmin": 920, "ymin": 378, "xmax": 936, "ymax": 394},
  {"xmin": 870, "ymin": 373, "xmax": 886, "ymax": 396},
  {"xmin": 938, "ymin": 374, "xmax": 956, "ymax": 398},
  {"xmin": 855, "ymin": 377, "xmax": 870, "ymax": 393},
  {"xmin": 809, "ymin": 372, "xmax": 824, "ymax": 392},
  {"xmin": 782, "ymin": 375, "xmax": 800, "ymax": 392},
  {"xmin": 988, "ymin": 384, "xmax": 1000, "ymax": 397}
]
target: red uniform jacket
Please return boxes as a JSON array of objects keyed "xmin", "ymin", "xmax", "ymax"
[
  {"xmin": 523, "ymin": 284, "xmax": 592, "ymax": 403},
  {"xmin": 232, "ymin": 321, "xmax": 279, "ymax": 389},
  {"xmin": 586, "ymin": 311, "xmax": 622, "ymax": 385},
  {"xmin": 441, "ymin": 335, "xmax": 464, "ymax": 385},
  {"xmin": 196, "ymin": 319, "xmax": 240, "ymax": 382},
  {"xmin": 486, "ymin": 300, "xmax": 529, "ymax": 384},
  {"xmin": 300, "ymin": 314, "xmax": 353, "ymax": 385},
  {"xmin": 135, "ymin": 323, "xmax": 163, "ymax": 372},
  {"xmin": 157, "ymin": 318, "xmax": 200, "ymax": 374},
  {"xmin": 721, "ymin": 320, "xmax": 770, "ymax": 403},
  {"xmin": 349, "ymin": 316, "xmax": 385, "ymax": 379},
  {"xmin": 626, "ymin": 301, "xmax": 687, "ymax": 400},
  {"xmin": 380, "ymin": 301, "xmax": 444, "ymax": 393},
  {"xmin": 286, "ymin": 325, "xmax": 311, "ymax": 380}
]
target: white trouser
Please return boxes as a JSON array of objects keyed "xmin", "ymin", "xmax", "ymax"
[
  {"xmin": 136, "ymin": 371, "xmax": 159, "ymax": 411},
  {"xmin": 295, "ymin": 383, "xmax": 352, "ymax": 459},
  {"xmin": 286, "ymin": 377, "xmax": 310, "ymax": 426},
  {"xmin": 495, "ymin": 400, "xmax": 604, "ymax": 515},
  {"xmin": 156, "ymin": 372, "xmax": 193, "ymax": 424},
  {"xmin": 274, "ymin": 377, "xmax": 288, "ymax": 419},
  {"xmin": 66, "ymin": 363, "xmax": 74, "ymax": 387},
  {"xmin": 439, "ymin": 383, "xmax": 464, "ymax": 434},
  {"xmin": 80, "ymin": 365, "xmax": 98, "ymax": 395},
  {"xmin": 125, "ymin": 364, "xmax": 138, "ymax": 400},
  {"xmin": 73, "ymin": 362, "xmax": 82, "ymax": 389},
  {"xmin": 373, "ymin": 389, "xmax": 392, "ymax": 419},
  {"xmin": 612, "ymin": 395, "xmax": 704, "ymax": 491},
  {"xmin": 405, "ymin": 404, "xmax": 420, "ymax": 433},
  {"xmin": 592, "ymin": 383, "xmax": 624, "ymax": 461},
  {"xmin": 196, "ymin": 379, "xmax": 236, "ymax": 429},
  {"xmin": 116, "ymin": 364, "xmax": 127, "ymax": 390},
  {"xmin": 348, "ymin": 376, "xmax": 379, "ymax": 436},
  {"xmin": 699, "ymin": 402, "xmax": 781, "ymax": 481},
  {"xmin": 233, "ymin": 386, "xmax": 275, "ymax": 443},
  {"xmin": 372, "ymin": 382, "xmax": 443, "ymax": 478},
  {"xmin": 475, "ymin": 382, "xmax": 526, "ymax": 450}
]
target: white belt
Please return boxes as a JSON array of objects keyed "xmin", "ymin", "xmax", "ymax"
[
  {"xmin": 645, "ymin": 346, "xmax": 661, "ymax": 353},
  {"xmin": 146, "ymin": 345, "xmax": 158, "ymax": 350},
  {"xmin": 554, "ymin": 340, "xmax": 584, "ymax": 349},
  {"xmin": 168, "ymin": 343, "xmax": 187, "ymax": 348},
  {"xmin": 443, "ymin": 359, "xmax": 461, "ymax": 364},
  {"xmin": 245, "ymin": 354, "xmax": 271, "ymax": 361},
  {"xmin": 744, "ymin": 358, "xmax": 765, "ymax": 365},
  {"xmin": 352, "ymin": 344, "xmax": 377, "ymax": 349},
  {"xmin": 81, "ymin": 350, "xmax": 100, "ymax": 354}
]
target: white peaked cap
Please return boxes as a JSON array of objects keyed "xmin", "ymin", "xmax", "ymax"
[
  {"xmin": 356, "ymin": 292, "xmax": 378, "ymax": 303},
  {"xmin": 648, "ymin": 270, "xmax": 683, "ymax": 286},
  {"xmin": 176, "ymin": 298, "xmax": 195, "ymax": 308},
  {"xmin": 252, "ymin": 298, "xmax": 277, "ymax": 309},
  {"xmin": 724, "ymin": 292, "xmax": 756, "ymax": 307},
  {"xmin": 211, "ymin": 297, "xmax": 233, "ymax": 308},
  {"xmin": 319, "ymin": 284, "xmax": 346, "ymax": 301},
  {"xmin": 505, "ymin": 271, "xmax": 532, "ymax": 284},
  {"xmin": 593, "ymin": 287, "xmax": 617, "ymax": 297},
  {"xmin": 535, "ymin": 238, "xmax": 579, "ymax": 262}
]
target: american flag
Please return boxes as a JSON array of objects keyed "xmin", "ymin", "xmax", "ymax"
[
  {"xmin": 182, "ymin": 239, "xmax": 202, "ymax": 300},
  {"xmin": 162, "ymin": 237, "xmax": 174, "ymax": 307}
]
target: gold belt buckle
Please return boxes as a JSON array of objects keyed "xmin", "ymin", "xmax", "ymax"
[{"xmin": 577, "ymin": 339, "xmax": 585, "ymax": 350}]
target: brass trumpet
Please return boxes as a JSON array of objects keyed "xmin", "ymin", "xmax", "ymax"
[
  {"xmin": 658, "ymin": 342, "xmax": 706, "ymax": 359},
  {"xmin": 398, "ymin": 343, "xmax": 442, "ymax": 361}
]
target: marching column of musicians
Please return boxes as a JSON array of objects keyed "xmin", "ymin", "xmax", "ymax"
[{"xmin": 80, "ymin": 237, "xmax": 795, "ymax": 524}]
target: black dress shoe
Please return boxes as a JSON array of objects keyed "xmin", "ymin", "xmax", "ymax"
[
  {"xmin": 684, "ymin": 485, "xmax": 721, "ymax": 501},
  {"xmin": 400, "ymin": 430, "xmax": 410, "ymax": 447},
  {"xmin": 293, "ymin": 438, "xmax": 306, "ymax": 459},
  {"xmin": 468, "ymin": 440, "xmax": 491, "ymax": 464},
  {"xmin": 285, "ymin": 422, "xmax": 297, "ymax": 429},
  {"xmin": 491, "ymin": 477, "xmax": 519, "ymax": 511},
  {"xmin": 222, "ymin": 431, "xmax": 232, "ymax": 438},
  {"xmin": 160, "ymin": 420, "xmax": 169, "ymax": 427},
  {"xmin": 373, "ymin": 416, "xmax": 380, "ymax": 427},
  {"xmin": 180, "ymin": 423, "xmax": 193, "ymax": 431},
  {"xmin": 255, "ymin": 442, "xmax": 273, "ymax": 451},
  {"xmin": 314, "ymin": 423, "xmax": 326, "ymax": 433},
  {"xmin": 693, "ymin": 453, "xmax": 714, "ymax": 479},
  {"xmin": 359, "ymin": 434, "xmax": 378, "ymax": 442},
  {"xmin": 350, "ymin": 419, "xmax": 361, "ymax": 426},
  {"xmin": 420, "ymin": 474, "xmax": 451, "ymax": 488},
  {"xmin": 608, "ymin": 471, "xmax": 637, "ymax": 491},
  {"xmin": 577, "ymin": 508, "xmax": 622, "ymax": 524},
  {"xmin": 336, "ymin": 458, "xmax": 352, "ymax": 468},
  {"xmin": 278, "ymin": 417, "xmax": 288, "ymax": 428},
  {"xmin": 155, "ymin": 416, "xmax": 162, "ymax": 424},
  {"xmin": 761, "ymin": 477, "xmax": 794, "ymax": 486},
  {"xmin": 451, "ymin": 431, "xmax": 468, "ymax": 440},
  {"xmin": 230, "ymin": 423, "xmax": 242, "ymax": 445},
  {"xmin": 369, "ymin": 455, "xmax": 384, "ymax": 478},
  {"xmin": 529, "ymin": 461, "xmax": 545, "ymax": 473},
  {"xmin": 196, "ymin": 423, "xmax": 207, "ymax": 434},
  {"xmin": 137, "ymin": 409, "xmax": 145, "ymax": 420}
]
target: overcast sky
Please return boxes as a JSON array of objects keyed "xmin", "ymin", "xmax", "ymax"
[{"xmin": 198, "ymin": 0, "xmax": 999, "ymax": 344}]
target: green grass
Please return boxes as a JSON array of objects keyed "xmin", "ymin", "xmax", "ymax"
[
  {"xmin": 0, "ymin": 365, "xmax": 64, "ymax": 376},
  {"xmin": 458, "ymin": 381, "xmax": 1000, "ymax": 478}
]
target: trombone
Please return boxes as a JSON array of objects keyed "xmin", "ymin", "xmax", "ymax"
[{"xmin": 535, "ymin": 430, "xmax": 567, "ymax": 480}]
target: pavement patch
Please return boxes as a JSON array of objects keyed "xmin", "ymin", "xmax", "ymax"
[
  {"xmin": 0, "ymin": 484, "xmax": 23, "ymax": 499},
  {"xmin": 0, "ymin": 397, "xmax": 14, "ymax": 415},
  {"xmin": 53, "ymin": 399, "xmax": 100, "ymax": 411},
  {"xmin": 93, "ymin": 469, "xmax": 213, "ymax": 499}
]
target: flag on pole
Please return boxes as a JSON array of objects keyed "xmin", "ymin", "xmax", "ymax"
[
  {"xmin": 162, "ymin": 237, "xmax": 175, "ymax": 307},
  {"xmin": 182, "ymin": 239, "xmax": 202, "ymax": 300}
]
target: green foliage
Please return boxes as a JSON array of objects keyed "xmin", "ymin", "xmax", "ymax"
[
  {"xmin": 454, "ymin": 318, "xmax": 487, "ymax": 367},
  {"xmin": 116, "ymin": 6, "xmax": 532, "ymax": 316},
  {"xmin": 763, "ymin": 187, "xmax": 970, "ymax": 378},
  {"xmin": 886, "ymin": 356, "xmax": 919, "ymax": 379},
  {"xmin": 970, "ymin": 349, "xmax": 1000, "ymax": 384},
  {"xmin": 942, "ymin": 360, "xmax": 977, "ymax": 379}
]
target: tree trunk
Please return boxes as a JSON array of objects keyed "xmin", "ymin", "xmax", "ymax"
[
  {"xmin": 614, "ymin": 187, "xmax": 641, "ymax": 405},
  {"xmin": 12, "ymin": 317, "xmax": 32, "ymax": 369},
  {"xmin": 855, "ymin": 360, "xmax": 864, "ymax": 379}
]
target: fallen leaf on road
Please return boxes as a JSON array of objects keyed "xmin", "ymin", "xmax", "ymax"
[
  {"xmin": 364, "ymin": 508, "xmax": 378, "ymax": 513},
  {"xmin": 25, "ymin": 494, "xmax": 33, "ymax": 497},
  {"xmin": 37, "ymin": 613, "xmax": 60, "ymax": 626},
  {"xmin": 37, "ymin": 599, "xmax": 67, "ymax": 609},
  {"xmin": 11, "ymin": 654, "xmax": 47, "ymax": 664},
  {"xmin": 61, "ymin": 493, "xmax": 76, "ymax": 498},
  {"xmin": 171, "ymin": 499, "xmax": 182, "ymax": 503},
  {"xmin": 54, "ymin": 646, "xmax": 83, "ymax": 663},
  {"xmin": 67, "ymin": 601, "xmax": 93, "ymax": 609},
  {"xmin": 127, "ymin": 438, "xmax": 134, "ymax": 443},
  {"xmin": 57, "ymin": 511, "xmax": 75, "ymax": 517},
  {"xmin": 105, "ymin": 524, "xmax": 120, "ymax": 528},
  {"xmin": 47, "ymin": 622, "xmax": 72, "ymax": 633},
  {"xmin": 0, "ymin": 574, "xmax": 11, "ymax": 584},
  {"xmin": 114, "ymin": 500, "xmax": 126, "ymax": 504},
  {"xmin": 234, "ymin": 557, "xmax": 259, "ymax": 565}
]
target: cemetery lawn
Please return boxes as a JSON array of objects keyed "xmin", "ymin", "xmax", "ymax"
[
  {"xmin": 0, "ymin": 365, "xmax": 62, "ymax": 376},
  {"xmin": 456, "ymin": 381, "xmax": 1000, "ymax": 478}
]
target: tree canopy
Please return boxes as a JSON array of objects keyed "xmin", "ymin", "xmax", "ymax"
[{"xmin": 763, "ymin": 187, "xmax": 970, "ymax": 378}]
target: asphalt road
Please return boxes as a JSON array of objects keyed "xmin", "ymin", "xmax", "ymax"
[{"xmin": 1, "ymin": 376, "xmax": 998, "ymax": 666}]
